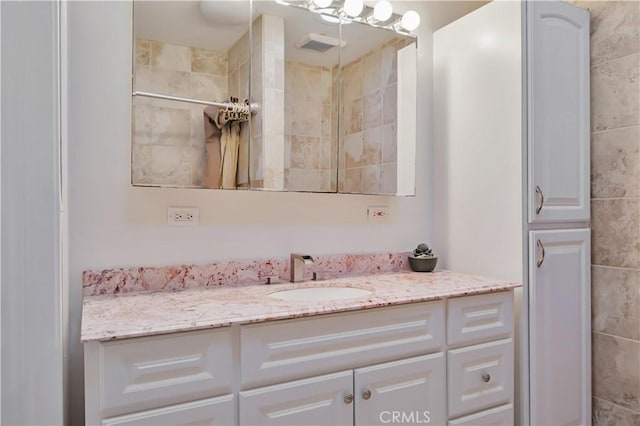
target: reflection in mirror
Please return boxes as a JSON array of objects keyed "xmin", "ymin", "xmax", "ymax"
[
  {"xmin": 250, "ymin": 2, "xmax": 340, "ymax": 192},
  {"xmin": 131, "ymin": 0, "xmax": 251, "ymax": 189},
  {"xmin": 339, "ymin": 21, "xmax": 417, "ymax": 195}
]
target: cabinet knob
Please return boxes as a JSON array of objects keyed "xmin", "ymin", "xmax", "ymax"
[
  {"xmin": 482, "ymin": 373, "xmax": 491, "ymax": 383},
  {"xmin": 362, "ymin": 389, "xmax": 372, "ymax": 400},
  {"xmin": 344, "ymin": 393, "xmax": 353, "ymax": 404}
]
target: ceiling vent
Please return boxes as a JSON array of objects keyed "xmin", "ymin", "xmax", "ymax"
[{"xmin": 295, "ymin": 33, "xmax": 346, "ymax": 52}]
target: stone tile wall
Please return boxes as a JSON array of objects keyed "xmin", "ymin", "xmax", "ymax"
[
  {"xmin": 228, "ymin": 27, "xmax": 251, "ymax": 188},
  {"xmin": 284, "ymin": 61, "xmax": 336, "ymax": 192},
  {"xmin": 339, "ymin": 38, "xmax": 405, "ymax": 194},
  {"xmin": 573, "ymin": 1, "xmax": 640, "ymax": 424},
  {"xmin": 260, "ymin": 14, "xmax": 286, "ymax": 190},
  {"xmin": 132, "ymin": 39, "xmax": 230, "ymax": 187}
]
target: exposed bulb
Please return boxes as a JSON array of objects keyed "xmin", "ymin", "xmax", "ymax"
[
  {"xmin": 373, "ymin": 0, "xmax": 393, "ymax": 22},
  {"xmin": 312, "ymin": 0, "xmax": 332, "ymax": 8},
  {"xmin": 343, "ymin": 0, "xmax": 364, "ymax": 17},
  {"xmin": 401, "ymin": 10, "xmax": 420, "ymax": 31}
]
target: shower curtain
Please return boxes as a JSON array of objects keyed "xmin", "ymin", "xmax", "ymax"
[{"xmin": 202, "ymin": 105, "xmax": 246, "ymax": 189}]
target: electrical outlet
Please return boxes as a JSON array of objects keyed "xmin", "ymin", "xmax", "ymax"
[
  {"xmin": 367, "ymin": 206, "xmax": 389, "ymax": 220},
  {"xmin": 167, "ymin": 207, "xmax": 199, "ymax": 226}
]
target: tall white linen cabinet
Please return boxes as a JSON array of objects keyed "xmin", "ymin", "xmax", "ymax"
[{"xmin": 433, "ymin": 1, "xmax": 591, "ymax": 425}]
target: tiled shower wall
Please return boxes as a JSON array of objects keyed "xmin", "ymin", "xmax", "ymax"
[
  {"xmin": 132, "ymin": 39, "xmax": 229, "ymax": 187},
  {"xmin": 574, "ymin": 1, "xmax": 640, "ymax": 424},
  {"xmin": 339, "ymin": 38, "xmax": 406, "ymax": 194},
  {"xmin": 250, "ymin": 14, "xmax": 286, "ymax": 190},
  {"xmin": 284, "ymin": 61, "xmax": 336, "ymax": 192}
]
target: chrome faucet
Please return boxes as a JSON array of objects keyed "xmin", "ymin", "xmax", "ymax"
[{"xmin": 290, "ymin": 253, "xmax": 314, "ymax": 282}]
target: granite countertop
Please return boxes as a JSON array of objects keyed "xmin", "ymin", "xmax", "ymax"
[{"xmin": 81, "ymin": 270, "xmax": 521, "ymax": 342}]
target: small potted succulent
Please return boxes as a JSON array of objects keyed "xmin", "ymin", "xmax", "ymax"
[{"xmin": 408, "ymin": 243, "xmax": 438, "ymax": 272}]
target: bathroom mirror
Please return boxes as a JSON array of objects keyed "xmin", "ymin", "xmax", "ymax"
[
  {"xmin": 338, "ymin": 20, "xmax": 417, "ymax": 195},
  {"xmin": 131, "ymin": 0, "xmax": 252, "ymax": 188},
  {"xmin": 130, "ymin": 0, "xmax": 417, "ymax": 195}
]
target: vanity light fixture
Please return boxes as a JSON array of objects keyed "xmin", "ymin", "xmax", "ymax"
[
  {"xmin": 342, "ymin": 0, "xmax": 364, "ymax": 18},
  {"xmin": 372, "ymin": 0, "xmax": 392, "ymax": 22},
  {"xmin": 277, "ymin": 0, "xmax": 420, "ymax": 33},
  {"xmin": 312, "ymin": 0, "xmax": 333, "ymax": 8},
  {"xmin": 401, "ymin": 10, "xmax": 420, "ymax": 31},
  {"xmin": 320, "ymin": 14, "xmax": 343, "ymax": 24}
]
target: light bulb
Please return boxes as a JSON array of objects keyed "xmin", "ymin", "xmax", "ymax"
[
  {"xmin": 343, "ymin": 0, "xmax": 364, "ymax": 17},
  {"xmin": 312, "ymin": 0, "xmax": 332, "ymax": 8},
  {"xmin": 373, "ymin": 0, "xmax": 392, "ymax": 22},
  {"xmin": 401, "ymin": 10, "xmax": 420, "ymax": 31}
]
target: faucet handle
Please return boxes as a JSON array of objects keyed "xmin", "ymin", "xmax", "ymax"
[{"xmin": 291, "ymin": 253, "xmax": 314, "ymax": 264}]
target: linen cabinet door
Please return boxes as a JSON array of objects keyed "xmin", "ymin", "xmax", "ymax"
[
  {"xmin": 354, "ymin": 353, "xmax": 446, "ymax": 426},
  {"xmin": 239, "ymin": 371, "xmax": 353, "ymax": 426},
  {"xmin": 529, "ymin": 229, "xmax": 590, "ymax": 425},
  {"xmin": 527, "ymin": 1, "xmax": 590, "ymax": 224}
]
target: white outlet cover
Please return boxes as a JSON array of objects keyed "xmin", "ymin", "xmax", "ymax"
[{"xmin": 167, "ymin": 207, "xmax": 200, "ymax": 226}]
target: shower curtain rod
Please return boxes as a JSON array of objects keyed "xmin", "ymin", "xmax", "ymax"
[{"xmin": 132, "ymin": 91, "xmax": 255, "ymax": 112}]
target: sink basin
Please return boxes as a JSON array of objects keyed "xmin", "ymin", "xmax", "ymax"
[{"xmin": 268, "ymin": 286, "xmax": 372, "ymax": 301}]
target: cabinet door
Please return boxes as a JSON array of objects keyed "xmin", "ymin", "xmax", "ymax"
[
  {"xmin": 354, "ymin": 353, "xmax": 446, "ymax": 426},
  {"xmin": 529, "ymin": 229, "xmax": 590, "ymax": 425},
  {"xmin": 239, "ymin": 371, "xmax": 353, "ymax": 426},
  {"xmin": 527, "ymin": 1, "xmax": 590, "ymax": 223},
  {"xmin": 101, "ymin": 395, "xmax": 235, "ymax": 426}
]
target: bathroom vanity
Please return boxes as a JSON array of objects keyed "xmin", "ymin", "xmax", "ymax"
[{"xmin": 82, "ymin": 271, "xmax": 519, "ymax": 425}]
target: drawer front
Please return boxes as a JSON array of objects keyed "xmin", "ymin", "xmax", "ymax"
[
  {"xmin": 99, "ymin": 328, "xmax": 234, "ymax": 417},
  {"xmin": 448, "ymin": 404, "xmax": 513, "ymax": 425},
  {"xmin": 447, "ymin": 291, "xmax": 513, "ymax": 348},
  {"xmin": 102, "ymin": 395, "xmax": 235, "ymax": 426},
  {"xmin": 447, "ymin": 338, "xmax": 514, "ymax": 418},
  {"xmin": 241, "ymin": 301, "xmax": 445, "ymax": 388},
  {"xmin": 239, "ymin": 371, "xmax": 354, "ymax": 426}
]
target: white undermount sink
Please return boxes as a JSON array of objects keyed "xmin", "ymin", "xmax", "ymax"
[{"xmin": 268, "ymin": 286, "xmax": 372, "ymax": 301}]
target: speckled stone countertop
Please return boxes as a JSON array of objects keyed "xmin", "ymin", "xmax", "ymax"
[{"xmin": 81, "ymin": 270, "xmax": 520, "ymax": 342}]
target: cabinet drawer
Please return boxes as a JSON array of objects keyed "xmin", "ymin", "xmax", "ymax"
[
  {"xmin": 239, "ymin": 371, "xmax": 353, "ymax": 426},
  {"xmin": 447, "ymin": 338, "xmax": 514, "ymax": 418},
  {"xmin": 448, "ymin": 404, "xmax": 513, "ymax": 425},
  {"xmin": 241, "ymin": 301, "xmax": 445, "ymax": 388},
  {"xmin": 102, "ymin": 394, "xmax": 235, "ymax": 426},
  {"xmin": 447, "ymin": 291, "xmax": 513, "ymax": 348},
  {"xmin": 92, "ymin": 328, "xmax": 234, "ymax": 418}
]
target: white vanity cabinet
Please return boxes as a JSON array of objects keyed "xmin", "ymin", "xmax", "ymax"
[{"xmin": 84, "ymin": 291, "xmax": 515, "ymax": 426}]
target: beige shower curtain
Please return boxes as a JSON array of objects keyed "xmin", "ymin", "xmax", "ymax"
[{"xmin": 202, "ymin": 106, "xmax": 244, "ymax": 189}]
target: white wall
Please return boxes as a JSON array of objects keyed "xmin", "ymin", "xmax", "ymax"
[
  {"xmin": 433, "ymin": 0, "xmax": 523, "ymax": 282},
  {"xmin": 1, "ymin": 1, "xmax": 64, "ymax": 424},
  {"xmin": 66, "ymin": 1, "xmax": 435, "ymax": 423}
]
